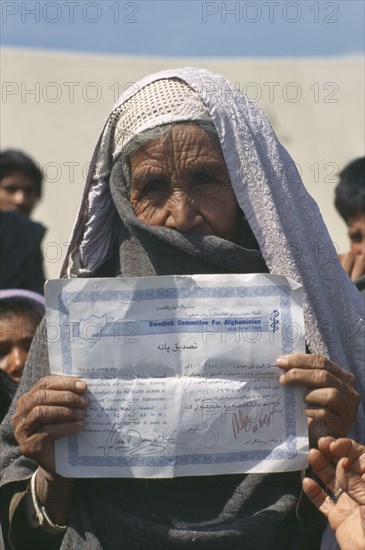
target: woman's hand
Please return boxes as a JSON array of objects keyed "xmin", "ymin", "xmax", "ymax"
[
  {"xmin": 13, "ymin": 375, "xmax": 89, "ymax": 475},
  {"xmin": 276, "ymin": 354, "xmax": 360, "ymax": 442},
  {"xmin": 303, "ymin": 437, "xmax": 365, "ymax": 550},
  {"xmin": 12, "ymin": 375, "xmax": 89, "ymax": 525}
]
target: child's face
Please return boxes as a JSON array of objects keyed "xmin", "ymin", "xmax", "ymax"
[
  {"xmin": 348, "ymin": 214, "xmax": 365, "ymax": 256},
  {"xmin": 0, "ymin": 172, "xmax": 39, "ymax": 217},
  {"xmin": 0, "ymin": 313, "xmax": 39, "ymax": 382}
]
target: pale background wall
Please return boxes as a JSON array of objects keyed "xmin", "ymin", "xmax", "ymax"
[{"xmin": 1, "ymin": 47, "xmax": 364, "ymax": 278}]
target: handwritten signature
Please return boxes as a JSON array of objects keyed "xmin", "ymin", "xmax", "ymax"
[
  {"xmin": 101, "ymin": 425, "xmax": 167, "ymax": 457},
  {"xmin": 232, "ymin": 398, "xmax": 281, "ymax": 439},
  {"xmin": 102, "ymin": 427, "xmax": 141, "ymax": 456}
]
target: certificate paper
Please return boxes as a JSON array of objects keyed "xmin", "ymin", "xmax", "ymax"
[{"xmin": 45, "ymin": 274, "xmax": 308, "ymax": 478}]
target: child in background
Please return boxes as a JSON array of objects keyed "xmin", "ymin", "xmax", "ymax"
[
  {"xmin": 0, "ymin": 150, "xmax": 46, "ymax": 293},
  {"xmin": 335, "ymin": 157, "xmax": 365, "ymax": 292},
  {"xmin": 0, "ymin": 289, "xmax": 45, "ymax": 422},
  {"xmin": 0, "ymin": 150, "xmax": 43, "ymax": 217}
]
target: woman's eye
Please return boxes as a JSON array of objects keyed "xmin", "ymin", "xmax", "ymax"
[
  {"xmin": 350, "ymin": 232, "xmax": 362, "ymax": 243},
  {"xmin": 195, "ymin": 170, "xmax": 213, "ymax": 185},
  {"xmin": 143, "ymin": 179, "xmax": 164, "ymax": 194}
]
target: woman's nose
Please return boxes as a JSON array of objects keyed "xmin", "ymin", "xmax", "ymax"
[
  {"xmin": 164, "ymin": 192, "xmax": 204, "ymax": 232},
  {"xmin": 14, "ymin": 190, "xmax": 28, "ymax": 209},
  {"xmin": 353, "ymin": 238, "xmax": 365, "ymax": 256},
  {"xmin": 5, "ymin": 346, "xmax": 27, "ymax": 382},
  {"xmin": 359, "ymin": 239, "xmax": 365, "ymax": 255}
]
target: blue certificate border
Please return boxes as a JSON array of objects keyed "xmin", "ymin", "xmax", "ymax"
[{"xmin": 56, "ymin": 284, "xmax": 300, "ymax": 468}]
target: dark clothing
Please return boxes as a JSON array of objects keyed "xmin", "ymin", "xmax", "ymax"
[
  {"xmin": 0, "ymin": 212, "xmax": 46, "ymax": 294},
  {"xmin": 0, "ymin": 369, "xmax": 17, "ymax": 424}
]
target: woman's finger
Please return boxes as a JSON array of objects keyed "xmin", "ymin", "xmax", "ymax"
[
  {"xmin": 16, "ymin": 376, "xmax": 87, "ymax": 415},
  {"xmin": 328, "ymin": 439, "xmax": 365, "ymax": 466},
  {"xmin": 307, "ymin": 448, "xmax": 336, "ymax": 486},
  {"xmin": 18, "ymin": 420, "xmax": 86, "ymax": 457},
  {"xmin": 277, "ymin": 362, "xmax": 360, "ymax": 410},
  {"xmin": 305, "ymin": 406, "xmax": 341, "ymax": 430},
  {"xmin": 276, "ymin": 354, "xmax": 357, "ymax": 391},
  {"xmin": 305, "ymin": 387, "xmax": 352, "ymax": 417},
  {"xmin": 302, "ymin": 477, "xmax": 334, "ymax": 518},
  {"xmin": 14, "ymin": 389, "xmax": 89, "ymax": 424},
  {"xmin": 18, "ymin": 405, "xmax": 87, "ymax": 438},
  {"xmin": 316, "ymin": 438, "xmax": 365, "ymax": 474},
  {"xmin": 279, "ymin": 369, "xmax": 359, "ymax": 422},
  {"xmin": 13, "ymin": 376, "xmax": 89, "ymax": 431},
  {"xmin": 304, "ymin": 388, "xmax": 357, "ymax": 437},
  {"xmin": 28, "ymin": 375, "xmax": 87, "ymax": 393},
  {"xmin": 337, "ymin": 458, "xmax": 365, "ymax": 505},
  {"xmin": 278, "ymin": 368, "xmax": 350, "ymax": 392}
]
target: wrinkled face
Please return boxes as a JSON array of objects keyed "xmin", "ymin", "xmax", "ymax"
[
  {"xmin": 130, "ymin": 125, "xmax": 241, "ymax": 242},
  {"xmin": 348, "ymin": 214, "xmax": 365, "ymax": 256},
  {"xmin": 0, "ymin": 313, "xmax": 38, "ymax": 383},
  {"xmin": 0, "ymin": 172, "xmax": 38, "ymax": 216}
]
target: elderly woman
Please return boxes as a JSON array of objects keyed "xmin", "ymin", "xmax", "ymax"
[{"xmin": 1, "ymin": 68, "xmax": 364, "ymax": 550}]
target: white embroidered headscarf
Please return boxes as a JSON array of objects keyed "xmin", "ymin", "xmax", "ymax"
[{"xmin": 62, "ymin": 67, "xmax": 365, "ymax": 440}]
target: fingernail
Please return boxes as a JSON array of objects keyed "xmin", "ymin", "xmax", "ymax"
[
  {"xmin": 279, "ymin": 375, "xmax": 285, "ymax": 384},
  {"xmin": 80, "ymin": 395, "xmax": 90, "ymax": 405},
  {"xmin": 276, "ymin": 357, "xmax": 289, "ymax": 366},
  {"xmin": 76, "ymin": 381, "xmax": 87, "ymax": 390}
]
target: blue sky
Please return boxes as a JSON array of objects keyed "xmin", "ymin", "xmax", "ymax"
[{"xmin": 1, "ymin": 0, "xmax": 364, "ymax": 57}]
